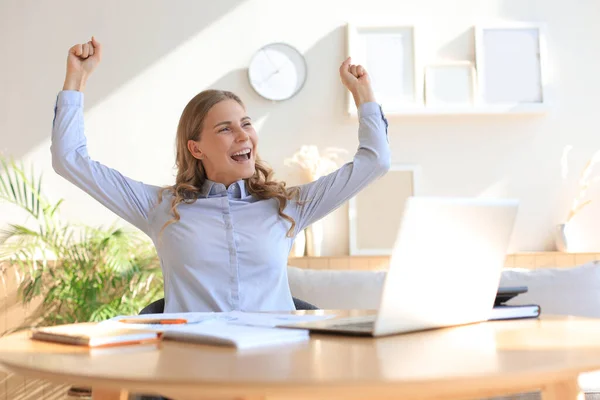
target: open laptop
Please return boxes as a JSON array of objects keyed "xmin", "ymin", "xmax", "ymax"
[{"xmin": 281, "ymin": 196, "xmax": 519, "ymax": 337}]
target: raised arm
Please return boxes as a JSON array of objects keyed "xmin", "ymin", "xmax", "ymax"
[
  {"xmin": 51, "ymin": 37, "xmax": 160, "ymax": 236},
  {"xmin": 288, "ymin": 58, "xmax": 391, "ymax": 233}
]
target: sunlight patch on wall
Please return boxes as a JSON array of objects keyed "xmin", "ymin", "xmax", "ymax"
[{"xmin": 477, "ymin": 178, "xmax": 509, "ymax": 199}]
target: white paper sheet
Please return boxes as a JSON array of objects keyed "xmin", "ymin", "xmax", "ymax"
[
  {"xmin": 159, "ymin": 322, "xmax": 310, "ymax": 349},
  {"xmin": 102, "ymin": 311, "xmax": 333, "ymax": 329},
  {"xmin": 220, "ymin": 311, "xmax": 335, "ymax": 328},
  {"xmin": 98, "ymin": 311, "xmax": 334, "ymax": 349}
]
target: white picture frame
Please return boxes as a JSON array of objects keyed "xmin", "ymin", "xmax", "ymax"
[
  {"xmin": 349, "ymin": 164, "xmax": 421, "ymax": 255},
  {"xmin": 474, "ymin": 23, "xmax": 548, "ymax": 111},
  {"xmin": 425, "ymin": 62, "xmax": 476, "ymax": 106},
  {"xmin": 346, "ymin": 23, "xmax": 422, "ymax": 115}
]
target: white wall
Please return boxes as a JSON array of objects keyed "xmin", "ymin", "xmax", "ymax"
[{"xmin": 2, "ymin": 0, "xmax": 600, "ymax": 255}]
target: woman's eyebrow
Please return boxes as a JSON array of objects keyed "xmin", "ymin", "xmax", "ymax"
[
  {"xmin": 213, "ymin": 121, "xmax": 231, "ymax": 128},
  {"xmin": 213, "ymin": 117, "xmax": 251, "ymax": 129}
]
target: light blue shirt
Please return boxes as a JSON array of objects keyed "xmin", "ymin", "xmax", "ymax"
[{"xmin": 51, "ymin": 90, "xmax": 390, "ymax": 313}]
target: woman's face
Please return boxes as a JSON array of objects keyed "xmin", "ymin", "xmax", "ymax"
[{"xmin": 187, "ymin": 99, "xmax": 258, "ymax": 187}]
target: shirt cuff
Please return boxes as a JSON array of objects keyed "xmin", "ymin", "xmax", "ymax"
[
  {"xmin": 358, "ymin": 102, "xmax": 389, "ymax": 133},
  {"xmin": 357, "ymin": 102, "xmax": 381, "ymax": 117},
  {"xmin": 56, "ymin": 90, "xmax": 84, "ymax": 107}
]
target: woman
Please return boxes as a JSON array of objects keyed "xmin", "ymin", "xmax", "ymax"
[{"xmin": 52, "ymin": 37, "xmax": 390, "ymax": 313}]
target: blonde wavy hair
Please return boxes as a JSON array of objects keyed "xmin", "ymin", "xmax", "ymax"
[{"xmin": 157, "ymin": 90, "xmax": 299, "ymax": 238}]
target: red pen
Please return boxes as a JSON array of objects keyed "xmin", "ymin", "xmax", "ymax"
[{"xmin": 118, "ymin": 318, "xmax": 187, "ymax": 325}]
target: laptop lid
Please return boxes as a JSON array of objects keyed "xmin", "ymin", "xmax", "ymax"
[{"xmin": 373, "ymin": 197, "xmax": 519, "ymax": 336}]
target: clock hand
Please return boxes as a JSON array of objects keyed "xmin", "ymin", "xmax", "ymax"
[
  {"xmin": 258, "ymin": 67, "xmax": 281, "ymax": 86},
  {"xmin": 258, "ymin": 58, "xmax": 294, "ymax": 86},
  {"xmin": 262, "ymin": 49, "xmax": 278, "ymax": 70}
]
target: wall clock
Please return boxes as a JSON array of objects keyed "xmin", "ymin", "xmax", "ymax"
[{"xmin": 248, "ymin": 43, "xmax": 307, "ymax": 101}]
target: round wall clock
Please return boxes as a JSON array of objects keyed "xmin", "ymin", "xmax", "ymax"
[{"xmin": 248, "ymin": 43, "xmax": 307, "ymax": 101}]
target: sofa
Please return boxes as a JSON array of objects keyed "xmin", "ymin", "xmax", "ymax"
[{"xmin": 287, "ymin": 261, "xmax": 600, "ymax": 399}]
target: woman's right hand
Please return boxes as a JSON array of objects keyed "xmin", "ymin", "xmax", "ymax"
[
  {"xmin": 63, "ymin": 36, "xmax": 102, "ymax": 92},
  {"xmin": 339, "ymin": 57, "xmax": 376, "ymax": 108}
]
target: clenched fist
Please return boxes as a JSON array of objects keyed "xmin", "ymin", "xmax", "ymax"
[
  {"xmin": 339, "ymin": 57, "xmax": 376, "ymax": 108},
  {"xmin": 63, "ymin": 36, "xmax": 102, "ymax": 92}
]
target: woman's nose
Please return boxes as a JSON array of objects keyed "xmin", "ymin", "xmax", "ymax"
[{"xmin": 235, "ymin": 127, "xmax": 250, "ymax": 141}]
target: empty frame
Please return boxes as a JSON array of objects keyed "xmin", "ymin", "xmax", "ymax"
[
  {"xmin": 349, "ymin": 165, "xmax": 420, "ymax": 255},
  {"xmin": 347, "ymin": 24, "xmax": 420, "ymax": 113},
  {"xmin": 425, "ymin": 62, "xmax": 476, "ymax": 106},
  {"xmin": 475, "ymin": 24, "xmax": 546, "ymax": 105}
]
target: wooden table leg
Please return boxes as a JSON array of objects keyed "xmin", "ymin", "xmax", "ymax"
[
  {"xmin": 541, "ymin": 377, "xmax": 583, "ymax": 400},
  {"xmin": 91, "ymin": 388, "xmax": 129, "ymax": 400}
]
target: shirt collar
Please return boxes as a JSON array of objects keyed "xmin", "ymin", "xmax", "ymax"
[{"xmin": 199, "ymin": 179, "xmax": 248, "ymax": 199}]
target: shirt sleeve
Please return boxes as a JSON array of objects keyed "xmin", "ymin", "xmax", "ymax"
[
  {"xmin": 287, "ymin": 102, "xmax": 391, "ymax": 234},
  {"xmin": 50, "ymin": 90, "xmax": 161, "ymax": 236}
]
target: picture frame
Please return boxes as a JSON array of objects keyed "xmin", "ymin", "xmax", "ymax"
[
  {"xmin": 474, "ymin": 23, "xmax": 548, "ymax": 110},
  {"xmin": 346, "ymin": 23, "xmax": 422, "ymax": 114},
  {"xmin": 349, "ymin": 164, "xmax": 421, "ymax": 255},
  {"xmin": 424, "ymin": 62, "xmax": 476, "ymax": 106}
]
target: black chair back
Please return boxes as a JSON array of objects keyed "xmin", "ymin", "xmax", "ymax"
[{"xmin": 140, "ymin": 297, "xmax": 317, "ymax": 314}]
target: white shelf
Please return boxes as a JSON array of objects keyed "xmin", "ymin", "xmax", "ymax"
[{"xmin": 349, "ymin": 103, "xmax": 548, "ymax": 117}]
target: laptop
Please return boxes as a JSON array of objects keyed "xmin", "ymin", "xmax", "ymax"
[{"xmin": 281, "ymin": 196, "xmax": 519, "ymax": 337}]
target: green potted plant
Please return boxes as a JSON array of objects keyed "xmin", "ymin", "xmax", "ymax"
[{"xmin": 0, "ymin": 156, "xmax": 163, "ymax": 332}]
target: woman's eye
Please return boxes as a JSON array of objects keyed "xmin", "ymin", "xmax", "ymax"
[
  {"xmin": 219, "ymin": 127, "xmax": 231, "ymax": 133},
  {"xmin": 243, "ymin": 122, "xmax": 252, "ymax": 127}
]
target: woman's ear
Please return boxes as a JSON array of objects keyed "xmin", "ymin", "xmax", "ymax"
[{"xmin": 187, "ymin": 140, "xmax": 204, "ymax": 160}]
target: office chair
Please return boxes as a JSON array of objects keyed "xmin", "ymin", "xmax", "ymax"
[{"xmin": 139, "ymin": 296, "xmax": 319, "ymax": 314}]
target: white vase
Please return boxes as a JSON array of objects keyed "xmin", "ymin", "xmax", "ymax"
[
  {"xmin": 555, "ymin": 223, "xmax": 569, "ymax": 252},
  {"xmin": 291, "ymin": 229, "xmax": 306, "ymax": 257}
]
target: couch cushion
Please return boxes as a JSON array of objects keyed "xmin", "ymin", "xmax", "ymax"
[
  {"xmin": 500, "ymin": 261, "xmax": 600, "ymax": 318},
  {"xmin": 287, "ymin": 266, "xmax": 386, "ymax": 310}
]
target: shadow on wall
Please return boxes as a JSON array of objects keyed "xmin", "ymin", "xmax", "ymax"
[{"xmin": 1, "ymin": 0, "xmax": 247, "ymax": 159}]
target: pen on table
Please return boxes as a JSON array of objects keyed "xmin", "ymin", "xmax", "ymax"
[{"xmin": 118, "ymin": 318, "xmax": 188, "ymax": 325}]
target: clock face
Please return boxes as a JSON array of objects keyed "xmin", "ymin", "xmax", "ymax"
[{"xmin": 248, "ymin": 43, "xmax": 307, "ymax": 101}]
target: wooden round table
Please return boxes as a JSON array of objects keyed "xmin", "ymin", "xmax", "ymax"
[{"xmin": 1, "ymin": 311, "xmax": 600, "ymax": 400}]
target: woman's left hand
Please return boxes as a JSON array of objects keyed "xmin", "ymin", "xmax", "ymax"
[{"xmin": 339, "ymin": 57, "xmax": 376, "ymax": 107}]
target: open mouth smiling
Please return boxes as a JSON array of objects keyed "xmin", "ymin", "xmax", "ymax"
[{"xmin": 230, "ymin": 148, "xmax": 251, "ymax": 163}]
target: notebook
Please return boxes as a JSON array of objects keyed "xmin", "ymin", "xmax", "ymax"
[
  {"xmin": 158, "ymin": 322, "xmax": 309, "ymax": 349},
  {"xmin": 492, "ymin": 286, "xmax": 540, "ymax": 320},
  {"xmin": 30, "ymin": 323, "xmax": 160, "ymax": 348},
  {"xmin": 99, "ymin": 311, "xmax": 328, "ymax": 350},
  {"xmin": 490, "ymin": 304, "xmax": 541, "ymax": 321}
]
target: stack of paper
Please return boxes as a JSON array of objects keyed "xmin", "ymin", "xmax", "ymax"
[{"xmin": 98, "ymin": 311, "xmax": 333, "ymax": 350}]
